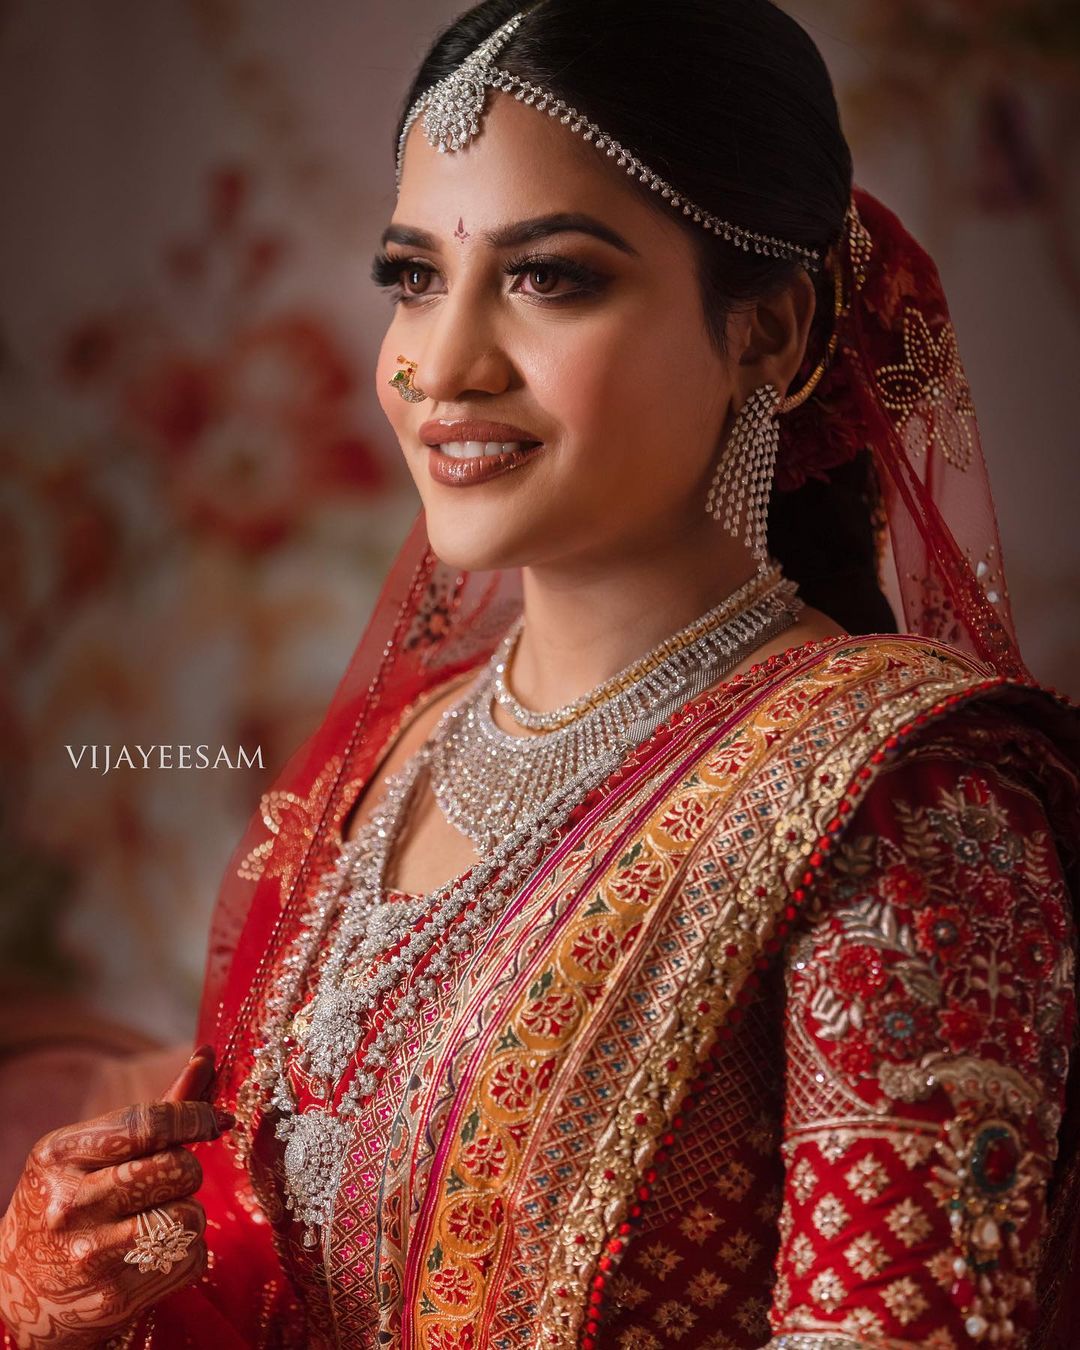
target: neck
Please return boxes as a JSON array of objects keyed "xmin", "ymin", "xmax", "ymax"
[{"xmin": 509, "ymin": 519, "xmax": 759, "ymax": 714}]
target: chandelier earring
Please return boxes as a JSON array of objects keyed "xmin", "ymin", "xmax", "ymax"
[
  {"xmin": 704, "ymin": 382, "xmax": 782, "ymax": 571},
  {"xmin": 704, "ymin": 241, "xmax": 847, "ymax": 569}
]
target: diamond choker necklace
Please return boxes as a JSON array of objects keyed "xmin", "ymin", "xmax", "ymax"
[{"xmin": 431, "ymin": 565, "xmax": 801, "ymax": 851}]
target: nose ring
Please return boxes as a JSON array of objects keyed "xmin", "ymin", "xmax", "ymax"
[{"xmin": 389, "ymin": 355, "xmax": 428, "ymax": 403}]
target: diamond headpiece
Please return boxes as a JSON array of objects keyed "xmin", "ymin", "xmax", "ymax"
[{"xmin": 396, "ymin": 9, "xmax": 823, "ymax": 272}]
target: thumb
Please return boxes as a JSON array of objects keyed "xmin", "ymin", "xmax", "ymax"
[{"xmin": 160, "ymin": 1043, "xmax": 216, "ymax": 1104}]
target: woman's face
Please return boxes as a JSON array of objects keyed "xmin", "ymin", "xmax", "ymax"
[{"xmin": 375, "ymin": 92, "xmax": 746, "ymax": 573}]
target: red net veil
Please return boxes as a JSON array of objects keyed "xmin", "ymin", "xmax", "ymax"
[
  {"xmin": 778, "ymin": 186, "xmax": 1024, "ymax": 677},
  {"xmin": 197, "ymin": 183, "xmax": 1032, "ymax": 1104}
]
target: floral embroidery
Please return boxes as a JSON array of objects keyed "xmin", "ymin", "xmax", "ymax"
[
  {"xmin": 732, "ymin": 1295, "xmax": 770, "ymax": 1335},
  {"xmin": 925, "ymin": 1247, "xmax": 957, "ymax": 1289},
  {"xmin": 833, "ymin": 943, "xmax": 888, "ymax": 998},
  {"xmin": 715, "ymin": 1159, "xmax": 754, "ymax": 1201},
  {"xmin": 843, "ymin": 1155, "xmax": 888, "ymax": 1202},
  {"xmin": 756, "ymin": 1184, "xmax": 784, "ymax": 1225},
  {"xmin": 636, "ymin": 1241, "xmax": 682, "ymax": 1280},
  {"xmin": 236, "ymin": 754, "xmax": 345, "ymax": 887},
  {"xmin": 809, "ymin": 1268, "xmax": 847, "ymax": 1312},
  {"xmin": 607, "ymin": 1274, "xmax": 650, "ymax": 1311},
  {"xmin": 678, "ymin": 1200, "xmax": 722, "ymax": 1245},
  {"xmin": 652, "ymin": 1300, "xmax": 698, "ymax": 1338},
  {"xmin": 788, "ymin": 1234, "xmax": 816, "ymax": 1277},
  {"xmin": 884, "ymin": 1196, "xmax": 933, "ymax": 1248},
  {"xmin": 615, "ymin": 1329, "xmax": 661, "ymax": 1350},
  {"xmin": 880, "ymin": 1275, "xmax": 929, "ymax": 1324},
  {"xmin": 770, "ymin": 746, "xmax": 1076, "ymax": 1345},
  {"xmin": 913, "ymin": 904, "xmax": 971, "ymax": 964},
  {"xmin": 686, "ymin": 1269, "xmax": 730, "ymax": 1308},
  {"xmin": 844, "ymin": 1306, "xmax": 886, "ymax": 1335},
  {"xmin": 790, "ymin": 1156, "xmax": 819, "ymax": 1204},
  {"xmin": 719, "ymin": 1229, "xmax": 763, "ymax": 1272},
  {"xmin": 810, "ymin": 1195, "xmax": 850, "ymax": 1240},
  {"xmin": 843, "ymin": 1233, "xmax": 887, "ymax": 1278},
  {"xmin": 873, "ymin": 307, "xmax": 977, "ymax": 470}
]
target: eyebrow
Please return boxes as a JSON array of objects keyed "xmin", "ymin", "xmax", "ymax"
[{"xmin": 379, "ymin": 211, "xmax": 640, "ymax": 257}]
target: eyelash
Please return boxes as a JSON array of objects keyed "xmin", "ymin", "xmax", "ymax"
[{"xmin": 369, "ymin": 249, "xmax": 606, "ymax": 305}]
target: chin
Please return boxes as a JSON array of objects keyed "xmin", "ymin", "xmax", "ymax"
[
  {"xmin": 425, "ymin": 521, "xmax": 509, "ymax": 573},
  {"xmin": 424, "ymin": 512, "xmax": 539, "ymax": 574}
]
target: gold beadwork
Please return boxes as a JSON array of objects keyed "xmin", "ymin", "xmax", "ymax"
[{"xmin": 777, "ymin": 231, "xmax": 848, "ymax": 415}]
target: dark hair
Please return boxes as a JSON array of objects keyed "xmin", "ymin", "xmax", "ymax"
[{"xmin": 397, "ymin": 0, "xmax": 895, "ymax": 634}]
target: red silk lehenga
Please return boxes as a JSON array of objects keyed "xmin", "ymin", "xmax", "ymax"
[{"xmin": 4, "ymin": 188, "xmax": 1078, "ymax": 1350}]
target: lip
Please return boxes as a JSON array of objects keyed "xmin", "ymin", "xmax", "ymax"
[
  {"xmin": 419, "ymin": 419, "xmax": 544, "ymax": 448},
  {"xmin": 427, "ymin": 442, "xmax": 546, "ymax": 487}
]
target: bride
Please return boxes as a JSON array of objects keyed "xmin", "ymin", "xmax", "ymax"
[{"xmin": 3, "ymin": 2, "xmax": 1078, "ymax": 1347}]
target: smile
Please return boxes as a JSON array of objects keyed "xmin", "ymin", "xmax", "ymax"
[{"xmin": 426, "ymin": 442, "xmax": 546, "ymax": 486}]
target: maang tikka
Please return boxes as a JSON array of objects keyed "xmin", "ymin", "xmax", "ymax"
[{"xmin": 396, "ymin": 9, "xmax": 822, "ymax": 272}]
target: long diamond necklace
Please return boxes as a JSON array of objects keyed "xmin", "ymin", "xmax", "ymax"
[
  {"xmin": 253, "ymin": 572, "xmax": 801, "ymax": 1245},
  {"xmin": 263, "ymin": 739, "xmax": 628, "ymax": 1245}
]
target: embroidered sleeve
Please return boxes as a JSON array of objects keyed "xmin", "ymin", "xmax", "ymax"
[{"xmin": 767, "ymin": 747, "xmax": 1077, "ymax": 1348}]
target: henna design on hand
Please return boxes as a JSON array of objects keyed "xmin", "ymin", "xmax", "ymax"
[
  {"xmin": 77, "ymin": 1147, "xmax": 204, "ymax": 1222},
  {"xmin": 0, "ymin": 1094, "xmax": 229, "ymax": 1349}
]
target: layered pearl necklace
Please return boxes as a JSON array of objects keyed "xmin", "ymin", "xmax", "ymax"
[{"xmin": 252, "ymin": 568, "xmax": 801, "ymax": 1246}]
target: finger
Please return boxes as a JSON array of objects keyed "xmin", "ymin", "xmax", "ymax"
[
  {"xmin": 33, "ymin": 1200, "xmax": 206, "ymax": 1293},
  {"xmin": 161, "ymin": 1045, "xmax": 216, "ymax": 1104},
  {"xmin": 119, "ymin": 1234, "xmax": 208, "ymax": 1313},
  {"xmin": 75, "ymin": 1146, "xmax": 203, "ymax": 1221},
  {"xmin": 36, "ymin": 1099, "xmax": 234, "ymax": 1172}
]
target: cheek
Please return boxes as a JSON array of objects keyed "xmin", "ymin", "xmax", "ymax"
[{"xmin": 537, "ymin": 311, "xmax": 701, "ymax": 462}]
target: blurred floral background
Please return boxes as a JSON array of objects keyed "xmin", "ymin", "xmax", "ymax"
[{"xmin": 0, "ymin": 0, "xmax": 1077, "ymax": 1171}]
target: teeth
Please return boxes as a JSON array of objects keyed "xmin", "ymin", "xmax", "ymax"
[{"xmin": 438, "ymin": 440, "xmax": 535, "ymax": 459}]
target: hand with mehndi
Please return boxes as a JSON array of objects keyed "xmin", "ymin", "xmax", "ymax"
[{"xmin": 0, "ymin": 1045, "xmax": 233, "ymax": 1349}]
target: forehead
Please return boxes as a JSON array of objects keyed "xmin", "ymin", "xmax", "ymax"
[{"xmin": 395, "ymin": 91, "xmax": 676, "ymax": 246}]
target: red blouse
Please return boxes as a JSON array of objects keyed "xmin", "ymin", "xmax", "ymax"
[{"xmin": 599, "ymin": 724, "xmax": 1077, "ymax": 1348}]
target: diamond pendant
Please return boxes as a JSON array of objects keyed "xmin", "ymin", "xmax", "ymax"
[{"xmin": 276, "ymin": 1108, "xmax": 350, "ymax": 1244}]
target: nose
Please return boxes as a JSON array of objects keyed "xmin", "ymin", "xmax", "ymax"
[{"xmin": 410, "ymin": 283, "xmax": 514, "ymax": 404}]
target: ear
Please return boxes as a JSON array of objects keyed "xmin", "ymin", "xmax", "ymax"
[{"xmin": 730, "ymin": 270, "xmax": 818, "ymax": 404}]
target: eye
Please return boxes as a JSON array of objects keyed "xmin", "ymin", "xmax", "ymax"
[
  {"xmin": 370, "ymin": 251, "xmax": 443, "ymax": 301},
  {"xmin": 516, "ymin": 263, "xmax": 568, "ymax": 296},
  {"xmin": 370, "ymin": 249, "xmax": 606, "ymax": 305},
  {"xmin": 400, "ymin": 262, "xmax": 438, "ymax": 297},
  {"xmin": 505, "ymin": 252, "xmax": 606, "ymax": 302}
]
